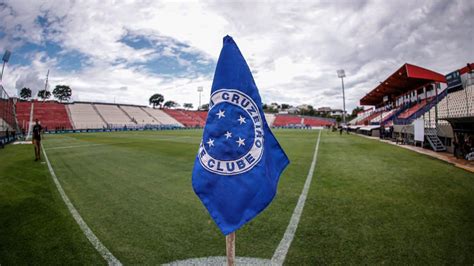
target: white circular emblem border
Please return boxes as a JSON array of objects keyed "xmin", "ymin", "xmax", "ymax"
[{"xmin": 198, "ymin": 89, "xmax": 264, "ymax": 175}]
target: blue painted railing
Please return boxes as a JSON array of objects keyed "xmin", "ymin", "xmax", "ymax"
[{"xmin": 393, "ymin": 91, "xmax": 448, "ymax": 125}]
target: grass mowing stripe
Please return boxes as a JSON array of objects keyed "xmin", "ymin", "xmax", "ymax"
[
  {"xmin": 44, "ymin": 136, "xmax": 199, "ymax": 150},
  {"xmin": 41, "ymin": 143, "xmax": 122, "ymax": 266},
  {"xmin": 272, "ymin": 129, "xmax": 322, "ymax": 265}
]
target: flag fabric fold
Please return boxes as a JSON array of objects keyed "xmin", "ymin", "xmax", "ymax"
[{"xmin": 192, "ymin": 35, "xmax": 289, "ymax": 235}]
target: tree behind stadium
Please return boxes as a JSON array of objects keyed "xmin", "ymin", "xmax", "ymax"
[
  {"xmin": 163, "ymin": 100, "xmax": 178, "ymax": 109},
  {"xmin": 37, "ymin": 89, "xmax": 51, "ymax": 101},
  {"xmin": 53, "ymin": 85, "xmax": 72, "ymax": 102},
  {"xmin": 149, "ymin": 93, "xmax": 164, "ymax": 109},
  {"xmin": 20, "ymin": 87, "xmax": 32, "ymax": 100}
]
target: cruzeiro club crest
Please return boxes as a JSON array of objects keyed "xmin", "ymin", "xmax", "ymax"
[{"xmin": 198, "ymin": 89, "xmax": 264, "ymax": 175}]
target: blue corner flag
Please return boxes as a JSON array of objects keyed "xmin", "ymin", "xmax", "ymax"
[{"xmin": 192, "ymin": 35, "xmax": 290, "ymax": 235}]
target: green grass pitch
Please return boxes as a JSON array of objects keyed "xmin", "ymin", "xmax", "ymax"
[{"xmin": 0, "ymin": 129, "xmax": 473, "ymax": 264}]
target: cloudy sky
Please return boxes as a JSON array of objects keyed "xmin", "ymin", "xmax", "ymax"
[{"xmin": 0, "ymin": 0, "xmax": 472, "ymax": 111}]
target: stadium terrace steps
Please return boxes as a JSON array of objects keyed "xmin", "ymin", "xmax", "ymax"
[
  {"xmin": 264, "ymin": 113, "xmax": 276, "ymax": 126},
  {"xmin": 145, "ymin": 108, "xmax": 183, "ymax": 126},
  {"xmin": 425, "ymin": 84, "xmax": 473, "ymax": 128},
  {"xmin": 15, "ymin": 101, "xmax": 32, "ymax": 132},
  {"xmin": 65, "ymin": 104, "xmax": 76, "ymax": 129},
  {"xmin": 398, "ymin": 99, "xmax": 429, "ymax": 119},
  {"xmin": 196, "ymin": 111, "xmax": 208, "ymax": 123},
  {"xmin": 350, "ymin": 110, "xmax": 373, "ymax": 125},
  {"xmin": 273, "ymin": 114, "xmax": 302, "ymax": 126},
  {"xmin": 370, "ymin": 109, "xmax": 397, "ymax": 124},
  {"xmin": 162, "ymin": 109, "xmax": 203, "ymax": 127},
  {"xmin": 94, "ymin": 104, "xmax": 135, "ymax": 127},
  {"xmin": 32, "ymin": 101, "xmax": 73, "ymax": 130},
  {"xmin": 118, "ymin": 105, "xmax": 137, "ymax": 124},
  {"xmin": 91, "ymin": 104, "xmax": 109, "ymax": 126},
  {"xmin": 301, "ymin": 116, "xmax": 334, "ymax": 127},
  {"xmin": 272, "ymin": 114, "xmax": 333, "ymax": 127},
  {"xmin": 0, "ymin": 98, "xmax": 16, "ymax": 131},
  {"xmin": 68, "ymin": 103, "xmax": 107, "ymax": 129},
  {"xmin": 356, "ymin": 111, "xmax": 382, "ymax": 125},
  {"xmin": 140, "ymin": 107, "xmax": 162, "ymax": 124},
  {"xmin": 121, "ymin": 105, "xmax": 161, "ymax": 125}
]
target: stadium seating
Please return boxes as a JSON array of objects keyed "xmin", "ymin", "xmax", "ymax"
[
  {"xmin": 145, "ymin": 108, "xmax": 183, "ymax": 126},
  {"xmin": 349, "ymin": 110, "xmax": 373, "ymax": 125},
  {"xmin": 398, "ymin": 99, "xmax": 429, "ymax": 119},
  {"xmin": 425, "ymin": 83, "xmax": 474, "ymax": 128},
  {"xmin": 15, "ymin": 101, "xmax": 33, "ymax": 132},
  {"xmin": 302, "ymin": 116, "xmax": 334, "ymax": 127},
  {"xmin": 95, "ymin": 104, "xmax": 135, "ymax": 127},
  {"xmin": 120, "ymin": 105, "xmax": 161, "ymax": 125},
  {"xmin": 370, "ymin": 109, "xmax": 397, "ymax": 124},
  {"xmin": 0, "ymin": 118, "xmax": 13, "ymax": 132},
  {"xmin": 264, "ymin": 113, "xmax": 276, "ymax": 126},
  {"xmin": 273, "ymin": 114, "xmax": 303, "ymax": 126},
  {"xmin": 33, "ymin": 101, "xmax": 73, "ymax": 130},
  {"xmin": 68, "ymin": 103, "xmax": 107, "ymax": 129},
  {"xmin": 195, "ymin": 111, "xmax": 208, "ymax": 123},
  {"xmin": 0, "ymin": 99, "xmax": 15, "ymax": 131},
  {"xmin": 356, "ymin": 111, "xmax": 382, "ymax": 125},
  {"xmin": 162, "ymin": 109, "xmax": 203, "ymax": 127},
  {"xmin": 182, "ymin": 110, "xmax": 206, "ymax": 127}
]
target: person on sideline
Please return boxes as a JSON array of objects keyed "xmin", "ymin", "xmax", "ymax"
[{"xmin": 32, "ymin": 119, "xmax": 43, "ymax": 161}]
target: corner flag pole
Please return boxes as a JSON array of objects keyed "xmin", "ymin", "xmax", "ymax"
[{"xmin": 226, "ymin": 232, "xmax": 235, "ymax": 266}]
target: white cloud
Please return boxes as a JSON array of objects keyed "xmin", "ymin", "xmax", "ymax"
[{"xmin": 0, "ymin": 0, "xmax": 472, "ymax": 111}]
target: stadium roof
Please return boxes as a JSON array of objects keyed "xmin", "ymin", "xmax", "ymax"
[
  {"xmin": 458, "ymin": 62, "xmax": 473, "ymax": 75},
  {"xmin": 360, "ymin": 63, "xmax": 446, "ymax": 106}
]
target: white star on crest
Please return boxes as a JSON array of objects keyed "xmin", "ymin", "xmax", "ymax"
[
  {"xmin": 207, "ymin": 138, "xmax": 215, "ymax": 147},
  {"xmin": 224, "ymin": 131, "xmax": 232, "ymax": 139},
  {"xmin": 238, "ymin": 115, "xmax": 246, "ymax": 124},
  {"xmin": 236, "ymin": 137, "xmax": 245, "ymax": 147},
  {"xmin": 216, "ymin": 109, "xmax": 225, "ymax": 119}
]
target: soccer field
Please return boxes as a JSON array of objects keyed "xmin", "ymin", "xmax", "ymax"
[{"xmin": 1, "ymin": 129, "xmax": 473, "ymax": 264}]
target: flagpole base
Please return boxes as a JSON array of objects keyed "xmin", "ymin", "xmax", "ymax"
[{"xmin": 226, "ymin": 232, "xmax": 235, "ymax": 266}]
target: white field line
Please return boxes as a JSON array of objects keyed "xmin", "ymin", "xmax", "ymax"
[
  {"xmin": 45, "ymin": 143, "xmax": 110, "ymax": 150},
  {"xmin": 271, "ymin": 129, "xmax": 322, "ymax": 265},
  {"xmin": 166, "ymin": 130, "xmax": 323, "ymax": 266},
  {"xmin": 41, "ymin": 143, "xmax": 122, "ymax": 266}
]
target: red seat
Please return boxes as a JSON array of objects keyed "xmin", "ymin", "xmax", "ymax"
[
  {"xmin": 273, "ymin": 115, "xmax": 302, "ymax": 126},
  {"xmin": 16, "ymin": 100, "xmax": 73, "ymax": 131}
]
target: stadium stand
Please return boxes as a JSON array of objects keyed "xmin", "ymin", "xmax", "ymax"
[
  {"xmin": 357, "ymin": 62, "xmax": 474, "ymax": 157},
  {"xmin": 356, "ymin": 111, "xmax": 383, "ymax": 125},
  {"xmin": 425, "ymin": 66, "xmax": 474, "ymax": 126},
  {"xmin": 195, "ymin": 111, "xmax": 208, "ymax": 124},
  {"xmin": 15, "ymin": 100, "xmax": 33, "ymax": 133},
  {"xmin": 68, "ymin": 103, "xmax": 107, "ymax": 129},
  {"xmin": 302, "ymin": 116, "xmax": 334, "ymax": 127},
  {"xmin": 145, "ymin": 108, "xmax": 183, "ymax": 126},
  {"xmin": 264, "ymin": 113, "xmax": 275, "ymax": 126},
  {"xmin": 273, "ymin": 114, "xmax": 302, "ymax": 126},
  {"xmin": 94, "ymin": 104, "xmax": 135, "ymax": 127},
  {"xmin": 33, "ymin": 101, "xmax": 73, "ymax": 130},
  {"xmin": 398, "ymin": 99, "xmax": 429, "ymax": 119},
  {"xmin": 370, "ymin": 109, "xmax": 398, "ymax": 124},
  {"xmin": 162, "ymin": 109, "xmax": 203, "ymax": 127},
  {"xmin": 0, "ymin": 85, "xmax": 17, "ymax": 144},
  {"xmin": 182, "ymin": 110, "xmax": 206, "ymax": 127},
  {"xmin": 120, "ymin": 105, "xmax": 161, "ymax": 125},
  {"xmin": 349, "ymin": 109, "xmax": 373, "ymax": 125}
]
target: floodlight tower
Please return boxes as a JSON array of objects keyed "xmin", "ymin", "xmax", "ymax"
[
  {"xmin": 0, "ymin": 50, "xmax": 11, "ymax": 81},
  {"xmin": 337, "ymin": 69, "xmax": 346, "ymax": 124},
  {"xmin": 197, "ymin": 86, "xmax": 203, "ymax": 110}
]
